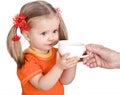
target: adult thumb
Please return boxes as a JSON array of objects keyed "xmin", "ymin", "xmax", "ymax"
[{"xmin": 86, "ymin": 44, "xmax": 107, "ymax": 56}]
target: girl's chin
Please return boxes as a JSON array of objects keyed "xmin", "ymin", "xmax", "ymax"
[{"xmin": 46, "ymin": 46, "xmax": 52, "ymax": 50}]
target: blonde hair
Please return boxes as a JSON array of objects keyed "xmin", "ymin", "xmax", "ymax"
[{"xmin": 7, "ymin": 0, "xmax": 68, "ymax": 69}]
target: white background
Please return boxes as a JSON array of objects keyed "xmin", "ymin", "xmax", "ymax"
[{"xmin": 0, "ymin": 0, "xmax": 120, "ymax": 95}]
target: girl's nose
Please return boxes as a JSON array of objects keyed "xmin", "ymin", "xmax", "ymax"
[{"xmin": 48, "ymin": 34, "xmax": 55, "ymax": 41}]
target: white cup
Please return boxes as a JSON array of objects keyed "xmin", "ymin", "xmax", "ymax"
[{"xmin": 58, "ymin": 40, "xmax": 89, "ymax": 58}]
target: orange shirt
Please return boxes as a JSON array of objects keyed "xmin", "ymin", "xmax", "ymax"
[{"xmin": 17, "ymin": 47, "xmax": 64, "ymax": 95}]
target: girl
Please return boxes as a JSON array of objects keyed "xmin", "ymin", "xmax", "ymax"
[{"xmin": 7, "ymin": 0, "xmax": 79, "ymax": 95}]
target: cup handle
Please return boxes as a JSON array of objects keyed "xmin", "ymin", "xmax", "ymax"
[
  {"xmin": 80, "ymin": 52, "xmax": 92, "ymax": 58},
  {"xmin": 80, "ymin": 55, "xmax": 89, "ymax": 58}
]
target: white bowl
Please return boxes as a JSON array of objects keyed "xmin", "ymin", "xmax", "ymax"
[{"xmin": 58, "ymin": 40, "xmax": 88, "ymax": 58}]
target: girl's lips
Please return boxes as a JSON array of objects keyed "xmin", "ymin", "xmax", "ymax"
[
  {"xmin": 48, "ymin": 44, "xmax": 52, "ymax": 46},
  {"xmin": 49, "ymin": 41, "xmax": 58, "ymax": 46},
  {"xmin": 47, "ymin": 40, "xmax": 58, "ymax": 47}
]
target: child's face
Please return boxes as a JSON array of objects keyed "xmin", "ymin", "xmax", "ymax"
[{"xmin": 25, "ymin": 16, "xmax": 60, "ymax": 54}]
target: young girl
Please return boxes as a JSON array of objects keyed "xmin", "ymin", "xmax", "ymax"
[{"xmin": 7, "ymin": 0, "xmax": 79, "ymax": 95}]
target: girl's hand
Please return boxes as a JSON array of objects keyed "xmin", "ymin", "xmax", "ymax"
[{"xmin": 56, "ymin": 52, "xmax": 79, "ymax": 70}]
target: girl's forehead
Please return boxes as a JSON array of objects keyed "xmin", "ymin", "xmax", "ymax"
[
  {"xmin": 30, "ymin": 15, "xmax": 59, "ymax": 23},
  {"xmin": 29, "ymin": 16, "xmax": 60, "ymax": 30}
]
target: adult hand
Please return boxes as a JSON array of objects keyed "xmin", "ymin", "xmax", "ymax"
[{"xmin": 83, "ymin": 44, "xmax": 120, "ymax": 69}]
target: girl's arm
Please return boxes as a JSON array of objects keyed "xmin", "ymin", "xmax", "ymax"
[
  {"xmin": 30, "ymin": 64, "xmax": 63, "ymax": 91},
  {"xmin": 60, "ymin": 65, "xmax": 77, "ymax": 85},
  {"xmin": 29, "ymin": 53, "xmax": 79, "ymax": 91}
]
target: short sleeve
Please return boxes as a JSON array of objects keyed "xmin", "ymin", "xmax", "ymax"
[{"xmin": 17, "ymin": 54, "xmax": 42, "ymax": 86}]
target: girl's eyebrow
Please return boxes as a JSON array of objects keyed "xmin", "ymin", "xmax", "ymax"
[{"xmin": 41, "ymin": 28, "xmax": 58, "ymax": 32}]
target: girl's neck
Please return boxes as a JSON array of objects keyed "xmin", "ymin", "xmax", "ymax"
[{"xmin": 30, "ymin": 46, "xmax": 49, "ymax": 54}]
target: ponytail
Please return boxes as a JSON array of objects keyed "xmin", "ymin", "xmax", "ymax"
[
  {"xmin": 7, "ymin": 26, "xmax": 24, "ymax": 69},
  {"xmin": 55, "ymin": 8, "xmax": 68, "ymax": 40},
  {"xmin": 59, "ymin": 17, "xmax": 68, "ymax": 40}
]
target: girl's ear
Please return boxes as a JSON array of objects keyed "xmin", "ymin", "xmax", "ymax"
[{"xmin": 22, "ymin": 31, "xmax": 30, "ymax": 41}]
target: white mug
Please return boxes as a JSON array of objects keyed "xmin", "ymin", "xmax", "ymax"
[{"xmin": 58, "ymin": 40, "xmax": 89, "ymax": 58}]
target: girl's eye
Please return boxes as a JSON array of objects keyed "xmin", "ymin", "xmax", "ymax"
[
  {"xmin": 53, "ymin": 30, "xmax": 58, "ymax": 33},
  {"xmin": 41, "ymin": 32, "xmax": 47, "ymax": 35}
]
